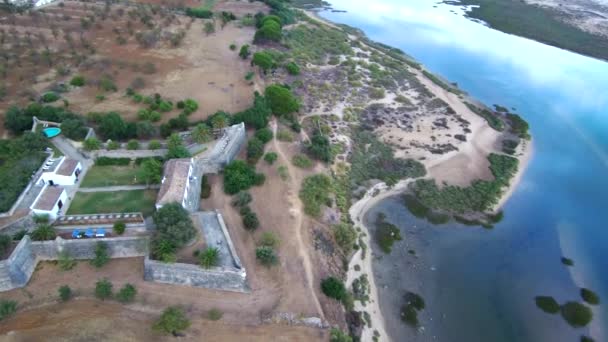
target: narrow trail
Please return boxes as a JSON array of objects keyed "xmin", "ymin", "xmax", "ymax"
[{"xmin": 270, "ymin": 119, "xmax": 325, "ymax": 321}]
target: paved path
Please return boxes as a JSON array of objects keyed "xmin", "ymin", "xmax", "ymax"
[{"xmin": 77, "ymin": 185, "xmax": 161, "ymax": 193}]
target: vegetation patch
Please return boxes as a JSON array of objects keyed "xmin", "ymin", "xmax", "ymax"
[
  {"xmin": 535, "ymin": 296, "xmax": 560, "ymax": 314},
  {"xmin": 560, "ymin": 301, "xmax": 593, "ymax": 327},
  {"xmin": 580, "ymin": 288, "xmax": 600, "ymax": 305},
  {"xmin": 374, "ymin": 213, "xmax": 402, "ymax": 254},
  {"xmin": 67, "ymin": 190, "xmax": 157, "ymax": 217},
  {"xmin": 321, "ymin": 276, "xmax": 346, "ymax": 301},
  {"xmin": 299, "ymin": 174, "xmax": 332, "ymax": 217}
]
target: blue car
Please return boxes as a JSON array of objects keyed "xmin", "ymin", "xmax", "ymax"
[
  {"xmin": 85, "ymin": 228, "xmax": 94, "ymax": 238},
  {"xmin": 72, "ymin": 230, "xmax": 81, "ymax": 239}
]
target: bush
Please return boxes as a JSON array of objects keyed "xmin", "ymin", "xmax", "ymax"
[
  {"xmin": 200, "ymin": 175, "xmax": 211, "ymax": 199},
  {"xmin": 99, "ymin": 112, "xmax": 129, "ymax": 141},
  {"xmin": 229, "ymin": 43, "xmax": 237, "ymax": 51},
  {"xmin": 199, "ymin": 247, "xmax": 219, "ymax": 269},
  {"xmin": 307, "ymin": 130, "xmax": 333, "ymax": 163},
  {"xmin": 185, "ymin": 7, "xmax": 213, "ymax": 18},
  {"xmin": 0, "ymin": 300, "xmax": 17, "ymax": 321},
  {"xmin": 264, "ymin": 152, "xmax": 278, "ymax": 164},
  {"xmin": 41, "ymin": 92, "xmax": 60, "ymax": 103},
  {"xmin": 95, "ymin": 279, "xmax": 113, "ymax": 300},
  {"xmin": 98, "ymin": 75, "xmax": 117, "ymax": 92},
  {"xmin": 30, "ymin": 224, "xmax": 56, "ymax": 241},
  {"xmin": 239, "ymin": 44, "xmax": 250, "ymax": 59},
  {"xmin": 254, "ymin": 18, "xmax": 282, "ymax": 43},
  {"xmin": 58, "ymin": 285, "xmax": 72, "ymax": 301},
  {"xmin": 247, "ymin": 138, "xmax": 265, "ymax": 164},
  {"xmin": 12, "ymin": 230, "xmax": 27, "ymax": 241},
  {"xmin": 264, "ymin": 84, "xmax": 299, "ymax": 116},
  {"xmin": 136, "ymin": 121, "xmax": 157, "ymax": 139},
  {"xmin": 535, "ymin": 296, "xmax": 560, "ymax": 314},
  {"xmin": 231, "ymin": 191, "xmax": 252, "ymax": 207},
  {"xmin": 207, "ymin": 308, "xmax": 223, "ymax": 321},
  {"xmin": 153, "ymin": 306, "xmax": 190, "ymax": 335},
  {"xmin": 70, "ymin": 75, "xmax": 85, "ymax": 87},
  {"xmin": 255, "ymin": 246, "xmax": 278, "ymax": 266},
  {"xmin": 116, "ymin": 283, "xmax": 137, "ymax": 303},
  {"xmin": 90, "ymin": 241, "xmax": 109, "ymax": 268},
  {"xmin": 242, "ymin": 208, "xmax": 260, "ymax": 230},
  {"xmin": 58, "ymin": 250, "xmax": 76, "ymax": 271},
  {"xmin": 401, "ymin": 304, "xmax": 419, "ymax": 326},
  {"xmin": 61, "ymin": 118, "xmax": 88, "ymax": 141},
  {"xmin": 292, "ymin": 154, "xmax": 313, "ymax": 168},
  {"xmin": 0, "ymin": 234, "xmax": 11, "ymax": 256},
  {"xmin": 148, "ymin": 140, "xmax": 162, "ymax": 150},
  {"xmin": 95, "ymin": 157, "xmax": 130, "ymax": 166},
  {"xmin": 166, "ymin": 133, "xmax": 191, "ymax": 159},
  {"xmin": 254, "ymin": 127, "xmax": 273, "ymax": 143},
  {"xmin": 321, "ymin": 277, "xmax": 346, "ymax": 301},
  {"xmin": 192, "ymin": 123, "xmax": 212, "ymax": 143},
  {"xmin": 560, "ymin": 302, "xmax": 593, "ymax": 327},
  {"xmin": 106, "ymin": 141, "xmax": 120, "ymax": 150},
  {"xmin": 375, "ymin": 213, "xmax": 402, "ymax": 254},
  {"xmin": 333, "ymin": 223, "xmax": 356, "ymax": 253},
  {"xmin": 258, "ymin": 231, "xmax": 279, "ymax": 248},
  {"xmin": 232, "ymin": 92, "xmax": 271, "ymax": 129},
  {"xmin": 405, "ymin": 292, "xmax": 425, "ymax": 310},
  {"xmin": 580, "ymin": 288, "xmax": 600, "ymax": 305},
  {"xmin": 126, "ymin": 139, "xmax": 139, "ymax": 150},
  {"xmin": 299, "ymin": 174, "xmax": 332, "ymax": 217},
  {"xmin": 252, "ymin": 51, "xmax": 276, "ymax": 73},
  {"xmin": 113, "ymin": 221, "xmax": 126, "ymax": 235},
  {"xmin": 84, "ymin": 137, "xmax": 101, "ymax": 151},
  {"xmin": 285, "ymin": 62, "xmax": 300, "ymax": 75},
  {"xmin": 276, "ymin": 129, "xmax": 294, "ymax": 142},
  {"xmin": 330, "ymin": 328, "xmax": 352, "ymax": 342},
  {"xmin": 223, "ymin": 160, "xmax": 262, "ymax": 194}
]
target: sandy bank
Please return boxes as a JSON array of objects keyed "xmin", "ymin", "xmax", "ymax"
[{"xmin": 493, "ymin": 138, "xmax": 534, "ymax": 211}]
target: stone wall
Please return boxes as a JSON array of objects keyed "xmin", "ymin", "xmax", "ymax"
[
  {"xmin": 144, "ymin": 257, "xmax": 249, "ymax": 293},
  {"xmin": 0, "ymin": 235, "xmax": 148, "ymax": 291}
]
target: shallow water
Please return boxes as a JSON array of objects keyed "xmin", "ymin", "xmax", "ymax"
[{"xmin": 320, "ymin": 1, "xmax": 608, "ymax": 341}]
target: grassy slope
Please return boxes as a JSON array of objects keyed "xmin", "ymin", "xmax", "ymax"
[
  {"xmin": 67, "ymin": 190, "xmax": 157, "ymax": 216},
  {"xmin": 454, "ymin": 0, "xmax": 608, "ymax": 61}
]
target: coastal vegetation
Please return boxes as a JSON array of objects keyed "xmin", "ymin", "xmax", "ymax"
[
  {"xmin": 410, "ymin": 153, "xmax": 518, "ymax": 213},
  {"xmin": 560, "ymin": 301, "xmax": 593, "ymax": 327},
  {"xmin": 580, "ymin": 288, "xmax": 600, "ymax": 305},
  {"xmin": 299, "ymin": 174, "xmax": 332, "ymax": 217},
  {"xmin": 321, "ymin": 276, "xmax": 347, "ymax": 301},
  {"xmin": 400, "ymin": 292, "xmax": 425, "ymax": 327},
  {"xmin": 561, "ymin": 257, "xmax": 574, "ymax": 266},
  {"xmin": 535, "ymin": 296, "xmax": 560, "ymax": 314},
  {"xmin": 451, "ymin": 0, "xmax": 608, "ymax": 61},
  {"xmin": 374, "ymin": 213, "xmax": 402, "ymax": 254},
  {"xmin": 422, "ymin": 70, "xmax": 462, "ymax": 95}
]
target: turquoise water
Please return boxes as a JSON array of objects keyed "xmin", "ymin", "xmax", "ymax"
[
  {"xmin": 320, "ymin": 1, "xmax": 608, "ymax": 341},
  {"xmin": 43, "ymin": 127, "xmax": 61, "ymax": 138}
]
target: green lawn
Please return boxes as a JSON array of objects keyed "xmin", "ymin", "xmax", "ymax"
[
  {"xmin": 67, "ymin": 190, "xmax": 157, "ymax": 217},
  {"xmin": 80, "ymin": 165, "xmax": 149, "ymax": 187}
]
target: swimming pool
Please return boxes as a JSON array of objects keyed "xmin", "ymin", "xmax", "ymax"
[{"xmin": 42, "ymin": 127, "xmax": 61, "ymax": 138}]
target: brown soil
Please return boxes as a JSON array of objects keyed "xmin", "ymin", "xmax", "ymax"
[{"xmin": 0, "ymin": 299, "xmax": 327, "ymax": 341}]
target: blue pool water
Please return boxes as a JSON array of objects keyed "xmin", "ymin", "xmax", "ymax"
[
  {"xmin": 320, "ymin": 1, "xmax": 608, "ymax": 341},
  {"xmin": 43, "ymin": 127, "xmax": 61, "ymax": 138}
]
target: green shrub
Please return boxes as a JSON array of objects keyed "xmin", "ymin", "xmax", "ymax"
[
  {"xmin": 254, "ymin": 19, "xmax": 282, "ymax": 43},
  {"xmin": 153, "ymin": 203, "xmax": 196, "ymax": 248},
  {"xmin": 113, "ymin": 221, "xmax": 126, "ymax": 235},
  {"xmin": 292, "ymin": 154, "xmax": 313, "ymax": 168},
  {"xmin": 185, "ymin": 7, "xmax": 213, "ymax": 18},
  {"xmin": 229, "ymin": 43, "xmax": 237, "ymax": 51},
  {"xmin": 277, "ymin": 165, "xmax": 289, "ymax": 180},
  {"xmin": 247, "ymin": 138, "xmax": 265, "ymax": 164},
  {"xmin": 321, "ymin": 277, "xmax": 346, "ymax": 301},
  {"xmin": 58, "ymin": 285, "xmax": 72, "ymax": 301},
  {"xmin": 148, "ymin": 140, "xmax": 162, "ymax": 150},
  {"xmin": 58, "ymin": 250, "xmax": 76, "ymax": 271},
  {"xmin": 106, "ymin": 141, "xmax": 120, "ymax": 150},
  {"xmin": 231, "ymin": 191, "xmax": 252, "ymax": 208},
  {"xmin": 199, "ymin": 247, "xmax": 219, "ymax": 269},
  {"xmin": 255, "ymin": 246, "xmax": 278, "ymax": 266},
  {"xmin": 126, "ymin": 139, "xmax": 139, "ymax": 150},
  {"xmin": 83, "ymin": 137, "xmax": 101, "ymax": 151},
  {"xmin": 254, "ymin": 127, "xmax": 273, "ymax": 143},
  {"xmin": 307, "ymin": 130, "xmax": 332, "ymax": 163},
  {"xmin": 12, "ymin": 230, "xmax": 27, "ymax": 241},
  {"xmin": 252, "ymin": 51, "xmax": 275, "ymax": 73},
  {"xmin": 30, "ymin": 224, "xmax": 56, "ymax": 241},
  {"xmin": 580, "ymin": 288, "xmax": 600, "ymax": 305},
  {"xmin": 239, "ymin": 44, "xmax": 250, "ymax": 59},
  {"xmin": 95, "ymin": 279, "xmax": 113, "ymax": 300},
  {"xmin": 223, "ymin": 160, "xmax": 263, "ymax": 194},
  {"xmin": 581, "ymin": 336, "xmax": 595, "ymax": 342},
  {"xmin": 330, "ymin": 328, "xmax": 352, "ymax": 342},
  {"xmin": 264, "ymin": 84, "xmax": 299, "ymax": 116},
  {"xmin": 98, "ymin": 75, "xmax": 117, "ymax": 92},
  {"xmin": 369, "ymin": 87, "xmax": 385, "ymax": 99},
  {"xmin": 0, "ymin": 234, "xmax": 11, "ymax": 256},
  {"xmin": 401, "ymin": 304, "xmax": 419, "ymax": 326},
  {"xmin": 264, "ymin": 152, "xmax": 278, "ymax": 164},
  {"xmin": 285, "ymin": 62, "xmax": 300, "ymax": 75},
  {"xmin": 299, "ymin": 174, "xmax": 332, "ymax": 217},
  {"xmin": 560, "ymin": 302, "xmax": 593, "ymax": 327},
  {"xmin": 241, "ymin": 207, "xmax": 259, "ymax": 230},
  {"xmin": 276, "ymin": 129, "xmax": 294, "ymax": 142},
  {"xmin": 116, "ymin": 283, "xmax": 137, "ymax": 303},
  {"xmin": 153, "ymin": 306, "xmax": 190, "ymax": 335},
  {"xmin": 90, "ymin": 241, "xmax": 109, "ymax": 268},
  {"xmin": 207, "ymin": 308, "xmax": 223, "ymax": 321},
  {"xmin": 405, "ymin": 292, "xmax": 425, "ymax": 310},
  {"xmin": 95, "ymin": 157, "xmax": 130, "ymax": 166},
  {"xmin": 41, "ymin": 92, "xmax": 60, "ymax": 103},
  {"xmin": 333, "ymin": 223, "xmax": 356, "ymax": 253},
  {"xmin": 535, "ymin": 296, "xmax": 560, "ymax": 314},
  {"xmin": 258, "ymin": 231, "xmax": 280, "ymax": 248},
  {"xmin": 0, "ymin": 300, "xmax": 17, "ymax": 321},
  {"xmin": 70, "ymin": 75, "xmax": 85, "ymax": 87}
]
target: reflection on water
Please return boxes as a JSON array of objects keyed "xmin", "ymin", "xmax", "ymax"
[{"xmin": 320, "ymin": 0, "xmax": 608, "ymax": 341}]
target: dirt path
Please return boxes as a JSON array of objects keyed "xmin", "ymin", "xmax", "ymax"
[{"xmin": 270, "ymin": 119, "xmax": 325, "ymax": 320}]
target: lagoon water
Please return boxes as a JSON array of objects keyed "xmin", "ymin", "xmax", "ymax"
[{"xmin": 320, "ymin": 1, "xmax": 608, "ymax": 341}]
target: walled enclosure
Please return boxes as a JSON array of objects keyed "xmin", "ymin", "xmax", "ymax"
[{"xmin": 0, "ymin": 235, "xmax": 149, "ymax": 291}]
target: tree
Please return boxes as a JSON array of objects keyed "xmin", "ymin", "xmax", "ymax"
[
  {"xmin": 264, "ymin": 152, "xmax": 277, "ymax": 164},
  {"xmin": 30, "ymin": 224, "xmax": 56, "ymax": 241},
  {"xmin": 199, "ymin": 247, "xmax": 219, "ymax": 268},
  {"xmin": 333, "ymin": 223, "xmax": 357, "ymax": 253},
  {"xmin": 231, "ymin": 191, "xmax": 252, "ymax": 207},
  {"xmin": 166, "ymin": 133, "xmax": 190, "ymax": 159},
  {"xmin": 153, "ymin": 203, "xmax": 196, "ymax": 247},
  {"xmin": 330, "ymin": 328, "xmax": 352, "ymax": 342},
  {"xmin": 83, "ymin": 137, "xmax": 101, "ymax": 150},
  {"xmin": 99, "ymin": 112, "xmax": 127, "ymax": 140},
  {"xmin": 252, "ymin": 51, "xmax": 275, "ymax": 73},
  {"xmin": 321, "ymin": 277, "xmax": 346, "ymax": 301},
  {"xmin": 58, "ymin": 250, "xmax": 76, "ymax": 271},
  {"xmin": 239, "ymin": 44, "xmax": 250, "ymax": 59},
  {"xmin": 264, "ymin": 84, "xmax": 299, "ymax": 116},
  {"xmin": 232, "ymin": 92, "xmax": 271, "ymax": 129},
  {"xmin": 140, "ymin": 158, "xmax": 162, "ymax": 186},
  {"xmin": 254, "ymin": 19, "xmax": 282, "ymax": 43},
  {"xmin": 153, "ymin": 306, "xmax": 190, "ymax": 335},
  {"xmin": 191, "ymin": 123, "xmax": 212, "ymax": 143},
  {"xmin": 136, "ymin": 120, "xmax": 156, "ymax": 139},
  {"xmin": 113, "ymin": 221, "xmax": 126, "ymax": 235},
  {"xmin": 4, "ymin": 106, "xmax": 32, "ymax": 133},
  {"xmin": 210, "ymin": 112, "xmax": 229, "ymax": 131},
  {"xmin": 299, "ymin": 174, "xmax": 332, "ymax": 217},
  {"xmin": 561, "ymin": 302, "xmax": 593, "ymax": 327},
  {"xmin": 247, "ymin": 138, "xmax": 264, "ymax": 164},
  {"xmin": 95, "ymin": 279, "xmax": 113, "ymax": 300},
  {"xmin": 223, "ymin": 160, "xmax": 261, "ymax": 194},
  {"xmin": 148, "ymin": 140, "xmax": 162, "ymax": 150},
  {"xmin": 58, "ymin": 285, "xmax": 72, "ymax": 301},
  {"xmin": 255, "ymin": 246, "xmax": 277, "ymax": 266},
  {"xmin": 127, "ymin": 139, "xmax": 139, "ymax": 150},
  {"xmin": 285, "ymin": 61, "xmax": 300, "ymax": 75},
  {"xmin": 116, "ymin": 283, "xmax": 137, "ymax": 303},
  {"xmin": 61, "ymin": 118, "xmax": 88, "ymax": 140},
  {"xmin": 90, "ymin": 241, "xmax": 109, "ymax": 268},
  {"xmin": 254, "ymin": 127, "xmax": 273, "ymax": 143},
  {"xmin": 308, "ymin": 130, "xmax": 333, "ymax": 163},
  {"xmin": 242, "ymin": 208, "xmax": 259, "ymax": 230},
  {"xmin": 70, "ymin": 75, "xmax": 85, "ymax": 86}
]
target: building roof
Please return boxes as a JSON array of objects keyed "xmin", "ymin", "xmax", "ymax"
[
  {"xmin": 56, "ymin": 158, "xmax": 80, "ymax": 176},
  {"xmin": 32, "ymin": 186, "xmax": 65, "ymax": 211},
  {"xmin": 156, "ymin": 159, "xmax": 192, "ymax": 206}
]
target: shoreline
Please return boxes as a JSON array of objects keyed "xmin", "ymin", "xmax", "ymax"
[{"xmin": 492, "ymin": 138, "xmax": 534, "ymax": 212}]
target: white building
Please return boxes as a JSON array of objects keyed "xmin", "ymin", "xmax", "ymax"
[
  {"xmin": 30, "ymin": 185, "xmax": 67, "ymax": 220},
  {"xmin": 156, "ymin": 158, "xmax": 195, "ymax": 210},
  {"xmin": 39, "ymin": 157, "xmax": 82, "ymax": 186}
]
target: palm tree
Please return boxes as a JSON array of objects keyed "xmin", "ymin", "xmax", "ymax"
[{"xmin": 191, "ymin": 123, "xmax": 212, "ymax": 143}]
